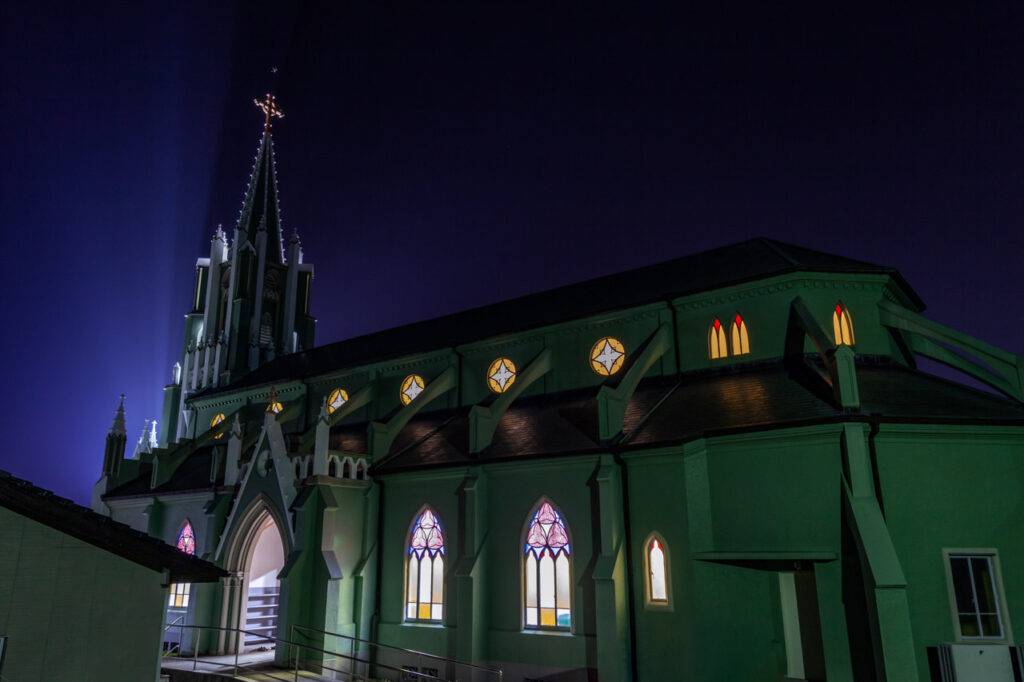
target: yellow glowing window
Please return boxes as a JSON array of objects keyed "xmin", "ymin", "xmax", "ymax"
[
  {"xmin": 210, "ymin": 413, "xmax": 225, "ymax": 439},
  {"xmin": 487, "ymin": 358, "xmax": 517, "ymax": 393},
  {"xmin": 406, "ymin": 508, "xmax": 445, "ymax": 623},
  {"xmin": 833, "ymin": 303, "xmax": 855, "ymax": 346},
  {"xmin": 400, "ymin": 375, "xmax": 425, "ymax": 405},
  {"xmin": 266, "ymin": 401, "xmax": 283, "ymax": 414},
  {"xmin": 590, "ymin": 337, "xmax": 626, "ymax": 376},
  {"xmin": 168, "ymin": 582, "xmax": 191, "ymax": 608},
  {"xmin": 327, "ymin": 388, "xmax": 349, "ymax": 414},
  {"xmin": 709, "ymin": 319, "xmax": 729, "ymax": 359},
  {"xmin": 731, "ymin": 314, "xmax": 750, "ymax": 355}
]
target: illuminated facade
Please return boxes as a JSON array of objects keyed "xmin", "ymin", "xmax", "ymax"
[{"xmin": 92, "ymin": 106, "xmax": 1024, "ymax": 681}]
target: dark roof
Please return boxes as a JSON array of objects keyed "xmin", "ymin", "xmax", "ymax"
[
  {"xmin": 0, "ymin": 471, "xmax": 226, "ymax": 583},
  {"xmin": 198, "ymin": 238, "xmax": 922, "ymax": 397},
  {"xmin": 373, "ymin": 360, "xmax": 1024, "ymax": 474},
  {"xmin": 104, "ymin": 445, "xmax": 223, "ymax": 499}
]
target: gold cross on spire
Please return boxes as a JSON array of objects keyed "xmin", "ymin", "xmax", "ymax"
[{"xmin": 254, "ymin": 93, "xmax": 284, "ymax": 131}]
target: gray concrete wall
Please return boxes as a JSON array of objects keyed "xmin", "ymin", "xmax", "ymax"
[{"xmin": 0, "ymin": 507, "xmax": 167, "ymax": 681}]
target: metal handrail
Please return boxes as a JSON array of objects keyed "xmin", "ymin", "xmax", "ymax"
[
  {"xmin": 161, "ymin": 615, "xmax": 185, "ymax": 657},
  {"xmin": 162, "ymin": 623, "xmax": 445, "ymax": 681},
  {"xmin": 291, "ymin": 623, "xmax": 503, "ymax": 679}
]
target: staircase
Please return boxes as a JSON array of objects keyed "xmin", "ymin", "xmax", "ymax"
[{"xmin": 245, "ymin": 587, "xmax": 280, "ymax": 646}]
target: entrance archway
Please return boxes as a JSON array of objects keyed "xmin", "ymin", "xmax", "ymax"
[
  {"xmin": 243, "ymin": 514, "xmax": 285, "ymax": 648},
  {"xmin": 220, "ymin": 496, "xmax": 290, "ymax": 654}
]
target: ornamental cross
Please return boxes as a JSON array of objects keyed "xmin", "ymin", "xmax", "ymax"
[
  {"xmin": 265, "ymin": 386, "xmax": 280, "ymax": 406},
  {"xmin": 254, "ymin": 93, "xmax": 284, "ymax": 130}
]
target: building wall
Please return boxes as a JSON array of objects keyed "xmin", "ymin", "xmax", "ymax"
[
  {"xmin": 876, "ymin": 424, "xmax": 1024, "ymax": 676},
  {"xmin": 0, "ymin": 508, "xmax": 167, "ymax": 682}
]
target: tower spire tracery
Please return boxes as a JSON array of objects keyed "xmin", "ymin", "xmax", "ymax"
[{"xmin": 158, "ymin": 95, "xmax": 315, "ymax": 447}]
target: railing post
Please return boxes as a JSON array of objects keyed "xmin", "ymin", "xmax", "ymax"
[
  {"xmin": 294, "ymin": 642, "xmax": 300, "ymax": 682},
  {"xmin": 234, "ymin": 634, "xmax": 240, "ymax": 675}
]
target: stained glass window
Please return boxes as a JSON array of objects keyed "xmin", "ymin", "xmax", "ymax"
[
  {"xmin": 832, "ymin": 303, "xmax": 855, "ymax": 346},
  {"xmin": 709, "ymin": 319, "xmax": 729, "ymax": 359},
  {"xmin": 176, "ymin": 521, "xmax": 195, "ymax": 555},
  {"xmin": 406, "ymin": 508, "xmax": 445, "ymax": 622},
  {"xmin": 400, "ymin": 375, "xmax": 425, "ymax": 406},
  {"xmin": 524, "ymin": 501, "xmax": 571, "ymax": 630},
  {"xmin": 327, "ymin": 388, "xmax": 349, "ymax": 414},
  {"xmin": 210, "ymin": 413, "xmax": 225, "ymax": 439},
  {"xmin": 590, "ymin": 337, "xmax": 626, "ymax": 376},
  {"xmin": 487, "ymin": 358, "xmax": 517, "ymax": 393},
  {"xmin": 647, "ymin": 536, "xmax": 668, "ymax": 604},
  {"xmin": 168, "ymin": 582, "xmax": 191, "ymax": 608},
  {"xmin": 731, "ymin": 314, "xmax": 750, "ymax": 355}
]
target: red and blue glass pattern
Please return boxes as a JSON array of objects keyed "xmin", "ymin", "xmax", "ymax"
[
  {"xmin": 524, "ymin": 502, "xmax": 571, "ymax": 629},
  {"xmin": 176, "ymin": 522, "xmax": 195, "ymax": 555},
  {"xmin": 407, "ymin": 509, "xmax": 445, "ymax": 621}
]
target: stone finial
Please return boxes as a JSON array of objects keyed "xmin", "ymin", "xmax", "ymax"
[
  {"xmin": 109, "ymin": 394, "xmax": 127, "ymax": 436},
  {"xmin": 133, "ymin": 419, "xmax": 152, "ymax": 458}
]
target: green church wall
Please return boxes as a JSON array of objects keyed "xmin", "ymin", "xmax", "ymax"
[{"xmin": 873, "ymin": 424, "xmax": 1024, "ymax": 676}]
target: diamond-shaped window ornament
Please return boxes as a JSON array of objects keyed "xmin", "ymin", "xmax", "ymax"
[
  {"xmin": 487, "ymin": 357, "xmax": 517, "ymax": 393},
  {"xmin": 589, "ymin": 337, "xmax": 626, "ymax": 376},
  {"xmin": 400, "ymin": 375, "xmax": 425, "ymax": 405},
  {"xmin": 327, "ymin": 388, "xmax": 349, "ymax": 414}
]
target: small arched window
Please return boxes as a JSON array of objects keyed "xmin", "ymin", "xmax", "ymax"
[
  {"xmin": 406, "ymin": 508, "xmax": 445, "ymax": 622},
  {"xmin": 833, "ymin": 303, "xmax": 855, "ymax": 346},
  {"xmin": 524, "ymin": 501, "xmax": 572, "ymax": 630},
  {"xmin": 328, "ymin": 459, "xmax": 337, "ymax": 477},
  {"xmin": 176, "ymin": 521, "xmax": 195, "ymax": 555},
  {"xmin": 731, "ymin": 314, "xmax": 750, "ymax": 355},
  {"xmin": 709, "ymin": 319, "xmax": 729, "ymax": 359},
  {"xmin": 645, "ymin": 534, "xmax": 670, "ymax": 607}
]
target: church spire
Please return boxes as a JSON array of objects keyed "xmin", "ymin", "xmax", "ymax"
[{"xmin": 236, "ymin": 94, "xmax": 287, "ymax": 263}]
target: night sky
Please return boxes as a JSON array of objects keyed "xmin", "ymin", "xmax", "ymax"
[{"xmin": 2, "ymin": 4, "xmax": 1022, "ymax": 505}]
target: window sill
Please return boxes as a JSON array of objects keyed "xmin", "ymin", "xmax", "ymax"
[
  {"xmin": 402, "ymin": 621, "xmax": 446, "ymax": 629},
  {"xmin": 521, "ymin": 628, "xmax": 573, "ymax": 637}
]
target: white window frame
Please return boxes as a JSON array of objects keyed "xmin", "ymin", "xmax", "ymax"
[
  {"xmin": 942, "ymin": 548, "xmax": 1012, "ymax": 643},
  {"xmin": 642, "ymin": 532, "xmax": 673, "ymax": 611}
]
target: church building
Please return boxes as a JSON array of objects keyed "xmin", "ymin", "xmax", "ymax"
[{"xmin": 93, "ymin": 97, "xmax": 1024, "ymax": 682}]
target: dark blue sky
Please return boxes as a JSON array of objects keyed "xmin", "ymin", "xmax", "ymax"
[{"xmin": 2, "ymin": 3, "xmax": 1022, "ymax": 505}]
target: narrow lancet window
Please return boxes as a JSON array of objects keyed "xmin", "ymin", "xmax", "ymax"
[
  {"xmin": 406, "ymin": 508, "xmax": 445, "ymax": 622},
  {"xmin": 832, "ymin": 303, "xmax": 855, "ymax": 346},
  {"xmin": 176, "ymin": 521, "xmax": 196, "ymax": 555},
  {"xmin": 646, "ymin": 535, "xmax": 669, "ymax": 605},
  {"xmin": 731, "ymin": 314, "xmax": 750, "ymax": 355},
  {"xmin": 709, "ymin": 319, "xmax": 729, "ymax": 359},
  {"xmin": 524, "ymin": 501, "xmax": 571, "ymax": 630}
]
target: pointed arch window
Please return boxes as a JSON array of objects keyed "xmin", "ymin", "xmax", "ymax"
[
  {"xmin": 731, "ymin": 314, "xmax": 750, "ymax": 355},
  {"xmin": 176, "ymin": 521, "xmax": 196, "ymax": 555},
  {"xmin": 406, "ymin": 508, "xmax": 445, "ymax": 622},
  {"xmin": 524, "ymin": 501, "xmax": 572, "ymax": 630},
  {"xmin": 833, "ymin": 303, "xmax": 855, "ymax": 346},
  {"xmin": 644, "ymin": 534, "xmax": 671, "ymax": 608},
  {"xmin": 709, "ymin": 319, "xmax": 729, "ymax": 359}
]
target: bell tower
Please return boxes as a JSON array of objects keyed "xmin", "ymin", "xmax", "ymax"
[{"xmin": 158, "ymin": 95, "xmax": 316, "ymax": 446}]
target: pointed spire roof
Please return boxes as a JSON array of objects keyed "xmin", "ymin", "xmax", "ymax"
[
  {"xmin": 236, "ymin": 95, "xmax": 287, "ymax": 263},
  {"xmin": 108, "ymin": 395, "xmax": 126, "ymax": 437}
]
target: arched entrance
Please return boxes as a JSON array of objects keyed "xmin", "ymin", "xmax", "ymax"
[
  {"xmin": 243, "ymin": 514, "xmax": 285, "ymax": 648},
  {"xmin": 220, "ymin": 496, "xmax": 290, "ymax": 655}
]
